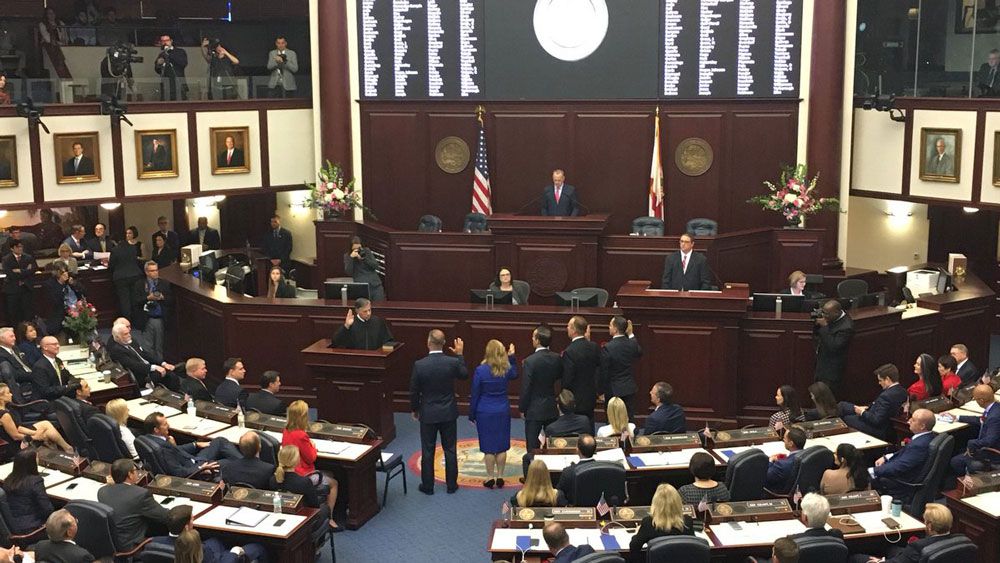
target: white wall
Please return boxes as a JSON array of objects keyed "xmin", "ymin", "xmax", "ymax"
[
  {"xmin": 122, "ymin": 113, "xmax": 193, "ymax": 197},
  {"xmin": 267, "ymin": 109, "xmax": 315, "ymax": 187},
  {"xmin": 908, "ymin": 109, "xmax": 977, "ymax": 202},
  {"xmin": 276, "ymin": 190, "xmax": 316, "ymax": 263},
  {"xmin": 0, "ymin": 117, "xmax": 35, "ymax": 207},
  {"xmin": 851, "ymin": 109, "xmax": 905, "ymax": 194},
  {"xmin": 122, "ymin": 200, "xmax": 174, "ymax": 259},
  {"xmin": 845, "ymin": 196, "xmax": 930, "ymax": 272}
]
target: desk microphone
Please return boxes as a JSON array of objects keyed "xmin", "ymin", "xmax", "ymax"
[
  {"xmin": 514, "ymin": 192, "xmax": 547, "ymax": 215},
  {"xmin": 573, "ymin": 199, "xmax": 590, "ymax": 217},
  {"xmin": 708, "ymin": 263, "xmax": 724, "ymax": 291}
]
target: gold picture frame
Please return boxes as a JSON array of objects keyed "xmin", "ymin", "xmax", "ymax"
[
  {"xmin": 0, "ymin": 136, "xmax": 18, "ymax": 188},
  {"xmin": 209, "ymin": 126, "xmax": 250, "ymax": 175},
  {"xmin": 54, "ymin": 132, "xmax": 102, "ymax": 184},
  {"xmin": 994, "ymin": 132, "xmax": 1000, "ymax": 187},
  {"xmin": 136, "ymin": 129, "xmax": 179, "ymax": 179},
  {"xmin": 918, "ymin": 127, "xmax": 961, "ymax": 183}
]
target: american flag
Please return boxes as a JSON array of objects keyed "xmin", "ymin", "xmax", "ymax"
[
  {"xmin": 647, "ymin": 107, "xmax": 664, "ymax": 219},
  {"xmin": 792, "ymin": 487, "xmax": 803, "ymax": 506},
  {"xmin": 698, "ymin": 494, "xmax": 709, "ymax": 514},
  {"xmin": 471, "ymin": 109, "xmax": 493, "ymax": 215},
  {"xmin": 501, "ymin": 500, "xmax": 511, "ymax": 516},
  {"xmin": 596, "ymin": 492, "xmax": 610, "ymax": 517}
]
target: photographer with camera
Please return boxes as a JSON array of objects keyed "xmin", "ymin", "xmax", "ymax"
[
  {"xmin": 131, "ymin": 261, "xmax": 171, "ymax": 361},
  {"xmin": 154, "ymin": 34, "xmax": 188, "ymax": 101},
  {"xmin": 266, "ymin": 36, "xmax": 298, "ymax": 98},
  {"xmin": 813, "ymin": 299, "xmax": 854, "ymax": 397},
  {"xmin": 344, "ymin": 236, "xmax": 384, "ymax": 301},
  {"xmin": 201, "ymin": 36, "xmax": 240, "ymax": 100}
]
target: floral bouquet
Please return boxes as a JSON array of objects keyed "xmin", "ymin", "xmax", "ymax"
[
  {"xmin": 63, "ymin": 299, "xmax": 98, "ymax": 344},
  {"xmin": 748, "ymin": 163, "xmax": 838, "ymax": 227},
  {"xmin": 304, "ymin": 160, "xmax": 376, "ymax": 220}
]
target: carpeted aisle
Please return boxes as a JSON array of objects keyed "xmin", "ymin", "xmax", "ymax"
[{"xmin": 325, "ymin": 412, "xmax": 528, "ymax": 562}]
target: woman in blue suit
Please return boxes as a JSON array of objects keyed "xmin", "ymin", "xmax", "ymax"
[{"xmin": 470, "ymin": 339, "xmax": 518, "ymax": 489}]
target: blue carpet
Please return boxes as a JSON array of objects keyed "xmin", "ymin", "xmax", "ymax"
[{"xmin": 321, "ymin": 413, "xmax": 526, "ymax": 562}]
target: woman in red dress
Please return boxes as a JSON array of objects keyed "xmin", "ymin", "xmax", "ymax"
[{"xmin": 281, "ymin": 400, "xmax": 341, "ymax": 529}]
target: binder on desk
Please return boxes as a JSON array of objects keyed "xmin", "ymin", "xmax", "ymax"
[{"xmin": 224, "ymin": 507, "xmax": 268, "ymax": 527}]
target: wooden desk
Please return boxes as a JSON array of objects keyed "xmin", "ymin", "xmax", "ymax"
[
  {"xmin": 192, "ymin": 505, "xmax": 318, "ymax": 563},
  {"xmin": 945, "ymin": 489, "xmax": 1000, "ymax": 563}
]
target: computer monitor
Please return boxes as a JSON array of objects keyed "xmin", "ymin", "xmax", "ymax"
[
  {"xmin": 554, "ymin": 292, "xmax": 600, "ymax": 308},
  {"xmin": 324, "ymin": 281, "xmax": 370, "ymax": 301},
  {"xmin": 751, "ymin": 293, "xmax": 806, "ymax": 313},
  {"xmin": 469, "ymin": 289, "xmax": 513, "ymax": 305},
  {"xmin": 198, "ymin": 251, "xmax": 219, "ymax": 283}
]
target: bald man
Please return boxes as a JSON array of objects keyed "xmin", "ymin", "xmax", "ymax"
[
  {"xmin": 947, "ymin": 385, "xmax": 1000, "ymax": 476},
  {"xmin": 31, "ymin": 336, "xmax": 81, "ymax": 401},
  {"xmin": 871, "ymin": 409, "xmax": 937, "ymax": 500},
  {"xmin": 219, "ymin": 431, "xmax": 275, "ymax": 489}
]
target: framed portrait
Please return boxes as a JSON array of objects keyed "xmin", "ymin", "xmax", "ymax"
[
  {"xmin": 210, "ymin": 126, "xmax": 250, "ymax": 175},
  {"xmin": 956, "ymin": 0, "xmax": 1000, "ymax": 34},
  {"xmin": 135, "ymin": 129, "xmax": 179, "ymax": 179},
  {"xmin": 994, "ymin": 132, "xmax": 1000, "ymax": 187},
  {"xmin": 918, "ymin": 128, "xmax": 962, "ymax": 183},
  {"xmin": 54, "ymin": 132, "xmax": 101, "ymax": 184},
  {"xmin": 0, "ymin": 136, "xmax": 17, "ymax": 188}
]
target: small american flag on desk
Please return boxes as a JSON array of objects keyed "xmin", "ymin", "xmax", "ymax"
[
  {"xmin": 471, "ymin": 106, "xmax": 492, "ymax": 215},
  {"xmin": 596, "ymin": 493, "xmax": 610, "ymax": 518}
]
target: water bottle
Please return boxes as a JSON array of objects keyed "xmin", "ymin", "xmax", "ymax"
[
  {"xmin": 236, "ymin": 406, "xmax": 245, "ymax": 428},
  {"xmin": 187, "ymin": 397, "xmax": 196, "ymax": 419},
  {"xmin": 272, "ymin": 492, "xmax": 282, "ymax": 514},
  {"xmin": 88, "ymin": 349, "xmax": 96, "ymax": 367},
  {"xmin": 775, "ymin": 296, "xmax": 783, "ymax": 316}
]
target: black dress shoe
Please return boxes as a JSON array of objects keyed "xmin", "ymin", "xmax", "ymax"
[
  {"xmin": 447, "ymin": 485, "xmax": 459, "ymax": 494},
  {"xmin": 496, "ymin": 478, "xmax": 505, "ymax": 489},
  {"xmin": 483, "ymin": 479, "xmax": 495, "ymax": 489},
  {"xmin": 418, "ymin": 485, "xmax": 434, "ymax": 495}
]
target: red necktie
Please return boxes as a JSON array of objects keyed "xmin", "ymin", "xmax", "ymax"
[
  {"xmin": 555, "ymin": 186, "xmax": 561, "ymax": 204},
  {"xmin": 681, "ymin": 254, "xmax": 687, "ymax": 272}
]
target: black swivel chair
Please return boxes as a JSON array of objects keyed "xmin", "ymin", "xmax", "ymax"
[
  {"xmin": 837, "ymin": 279, "xmax": 869, "ymax": 299},
  {"xmin": 86, "ymin": 413, "xmax": 131, "ymax": 462},
  {"xmin": 0, "ymin": 489, "xmax": 46, "ymax": 548},
  {"xmin": 568, "ymin": 287, "xmax": 610, "ymax": 307},
  {"xmin": 686, "ymin": 218, "xmax": 718, "ymax": 236},
  {"xmin": 791, "ymin": 446, "xmax": 835, "ymax": 494},
  {"xmin": 417, "ymin": 215, "xmax": 443, "ymax": 232},
  {"xmin": 53, "ymin": 397, "xmax": 93, "ymax": 458},
  {"xmin": 631, "ymin": 217, "xmax": 664, "ymax": 236},
  {"xmin": 573, "ymin": 462, "xmax": 627, "ymax": 507},
  {"xmin": 575, "ymin": 553, "xmax": 626, "ymax": 563},
  {"xmin": 723, "ymin": 448, "xmax": 769, "ymax": 501},
  {"xmin": 647, "ymin": 536, "xmax": 711, "ymax": 563},
  {"xmin": 255, "ymin": 430, "xmax": 280, "ymax": 465},
  {"xmin": 793, "ymin": 535, "xmax": 848, "ymax": 563},
  {"xmin": 880, "ymin": 433, "xmax": 954, "ymax": 517},
  {"xmin": 65, "ymin": 499, "xmax": 151, "ymax": 560},
  {"xmin": 463, "ymin": 213, "xmax": 489, "ymax": 233},
  {"xmin": 134, "ymin": 434, "xmax": 212, "ymax": 480},
  {"xmin": 920, "ymin": 534, "xmax": 977, "ymax": 562},
  {"xmin": 139, "ymin": 542, "xmax": 176, "ymax": 563}
]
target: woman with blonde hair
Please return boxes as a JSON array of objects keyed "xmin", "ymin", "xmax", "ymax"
[
  {"xmin": 0, "ymin": 383, "xmax": 73, "ymax": 452},
  {"xmin": 629, "ymin": 483, "xmax": 694, "ymax": 559},
  {"xmin": 54, "ymin": 243, "xmax": 78, "ymax": 274},
  {"xmin": 281, "ymin": 400, "xmax": 341, "ymax": 529},
  {"xmin": 269, "ymin": 445, "xmax": 335, "ymax": 528},
  {"xmin": 784, "ymin": 270, "xmax": 807, "ymax": 296},
  {"xmin": 510, "ymin": 459, "xmax": 566, "ymax": 507},
  {"xmin": 104, "ymin": 398, "xmax": 138, "ymax": 459},
  {"xmin": 174, "ymin": 528, "xmax": 204, "ymax": 563},
  {"xmin": 596, "ymin": 397, "xmax": 635, "ymax": 438},
  {"xmin": 469, "ymin": 339, "xmax": 518, "ymax": 488}
]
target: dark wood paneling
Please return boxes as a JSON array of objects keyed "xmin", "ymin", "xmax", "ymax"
[
  {"xmin": 492, "ymin": 112, "xmax": 571, "ymax": 213},
  {"xmin": 425, "ymin": 112, "xmax": 480, "ymax": 230},
  {"xmin": 317, "ymin": 0, "xmax": 353, "ymax": 176},
  {"xmin": 727, "ymin": 112, "xmax": 798, "ymax": 233},
  {"xmin": 663, "ymin": 113, "xmax": 723, "ymax": 232},
  {"xmin": 386, "ymin": 235, "xmax": 495, "ymax": 301},
  {"xmin": 575, "ymin": 113, "xmax": 652, "ymax": 225},
  {"xmin": 218, "ymin": 192, "xmax": 277, "ymax": 249},
  {"xmin": 364, "ymin": 112, "xmax": 424, "ymax": 230}
]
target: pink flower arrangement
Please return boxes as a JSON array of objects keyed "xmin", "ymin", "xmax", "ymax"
[
  {"xmin": 63, "ymin": 299, "xmax": 98, "ymax": 340},
  {"xmin": 304, "ymin": 161, "xmax": 376, "ymax": 219},
  {"xmin": 748, "ymin": 164, "xmax": 838, "ymax": 226}
]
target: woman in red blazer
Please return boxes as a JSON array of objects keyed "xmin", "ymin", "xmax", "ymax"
[{"xmin": 282, "ymin": 400, "xmax": 341, "ymax": 529}]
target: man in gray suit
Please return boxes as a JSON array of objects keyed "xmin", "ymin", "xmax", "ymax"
[
  {"xmin": 266, "ymin": 36, "xmax": 298, "ymax": 98},
  {"xmin": 926, "ymin": 137, "xmax": 955, "ymax": 177},
  {"xmin": 96, "ymin": 459, "xmax": 170, "ymax": 551}
]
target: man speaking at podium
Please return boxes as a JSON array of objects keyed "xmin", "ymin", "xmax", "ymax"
[
  {"xmin": 660, "ymin": 233, "xmax": 714, "ymax": 291},
  {"xmin": 332, "ymin": 298, "xmax": 393, "ymax": 350},
  {"xmin": 540, "ymin": 169, "xmax": 580, "ymax": 216}
]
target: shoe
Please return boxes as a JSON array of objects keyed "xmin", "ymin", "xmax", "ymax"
[
  {"xmin": 418, "ymin": 485, "xmax": 434, "ymax": 495},
  {"xmin": 496, "ymin": 478, "xmax": 505, "ymax": 489},
  {"xmin": 483, "ymin": 479, "xmax": 495, "ymax": 489},
  {"xmin": 447, "ymin": 485, "xmax": 459, "ymax": 494},
  {"xmin": 518, "ymin": 477, "xmax": 525, "ymax": 484}
]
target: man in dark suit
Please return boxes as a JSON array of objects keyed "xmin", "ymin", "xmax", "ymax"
[
  {"xmin": 217, "ymin": 135, "xmax": 245, "ymax": 168},
  {"xmin": 0, "ymin": 157, "xmax": 10, "ymax": 181},
  {"xmin": 851, "ymin": 503, "xmax": 960, "ymax": 563},
  {"xmin": 181, "ymin": 358, "xmax": 214, "ymax": 402},
  {"xmin": 540, "ymin": 169, "xmax": 580, "ymax": 216},
  {"xmin": 2, "ymin": 239, "xmax": 36, "ymax": 325},
  {"xmin": 948, "ymin": 384, "xmax": 1000, "ymax": 476},
  {"xmin": 107, "ymin": 321, "xmax": 176, "ymax": 389},
  {"xmin": 71, "ymin": 379, "xmax": 100, "ymax": 422},
  {"xmin": 261, "ymin": 214, "xmax": 293, "ymax": 270},
  {"xmin": 145, "ymin": 137, "xmax": 172, "ymax": 171},
  {"xmin": 410, "ymin": 329, "xmax": 468, "ymax": 494},
  {"xmin": 154, "ymin": 34, "xmax": 189, "ymax": 101},
  {"xmin": 765, "ymin": 426, "xmax": 807, "ymax": 493},
  {"xmin": 660, "ymin": 233, "xmax": 714, "ymax": 291},
  {"xmin": 545, "ymin": 390, "xmax": 593, "ymax": 437},
  {"xmin": 32, "ymin": 336, "xmax": 80, "ymax": 401},
  {"xmin": 143, "ymin": 412, "xmax": 241, "ymax": 477},
  {"xmin": 131, "ymin": 260, "xmax": 171, "ymax": 360},
  {"xmin": 562, "ymin": 315, "xmax": 599, "ymax": 429},
  {"xmin": 187, "ymin": 216, "xmax": 221, "ymax": 250},
  {"xmin": 332, "ymin": 298, "xmax": 393, "ymax": 350},
  {"xmin": 83, "ymin": 222, "xmax": 116, "ymax": 254},
  {"xmin": 152, "ymin": 216, "xmax": 181, "ymax": 250},
  {"xmin": 246, "ymin": 370, "xmax": 286, "ymax": 415},
  {"xmin": 219, "ymin": 431, "xmax": 275, "ymax": 489},
  {"xmin": 520, "ymin": 325, "xmax": 563, "ymax": 452},
  {"xmin": 62, "ymin": 224, "xmax": 91, "ymax": 259},
  {"xmin": 97, "ymin": 459, "xmax": 170, "ymax": 551},
  {"xmin": 837, "ymin": 363, "xmax": 908, "ymax": 440},
  {"xmin": 600, "ymin": 315, "xmax": 642, "ymax": 422},
  {"xmin": 814, "ymin": 299, "xmax": 854, "ymax": 395},
  {"xmin": 151, "ymin": 505, "xmax": 266, "ymax": 563},
  {"xmin": 214, "ymin": 357, "xmax": 247, "ymax": 408},
  {"xmin": 872, "ymin": 409, "xmax": 937, "ymax": 500},
  {"xmin": 641, "ymin": 381, "xmax": 686, "ymax": 435},
  {"xmin": 543, "ymin": 521, "xmax": 595, "ymax": 563},
  {"xmin": 555, "ymin": 435, "xmax": 597, "ymax": 504},
  {"xmin": 791, "ymin": 493, "xmax": 845, "ymax": 541},
  {"xmin": 33, "ymin": 509, "xmax": 96, "ymax": 563},
  {"xmin": 0, "ymin": 326, "xmax": 34, "ymax": 389},
  {"xmin": 62, "ymin": 142, "xmax": 94, "ymax": 176},
  {"xmin": 951, "ymin": 343, "xmax": 979, "ymax": 385}
]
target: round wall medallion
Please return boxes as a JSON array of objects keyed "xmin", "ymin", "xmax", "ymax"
[
  {"xmin": 675, "ymin": 137, "xmax": 714, "ymax": 177},
  {"xmin": 716, "ymin": 431, "xmax": 731, "ymax": 441},
  {"xmin": 309, "ymin": 422, "xmax": 324, "ymax": 432},
  {"xmin": 635, "ymin": 436, "xmax": 651, "ymax": 446},
  {"xmin": 435, "ymin": 136, "xmax": 471, "ymax": 174},
  {"xmin": 523, "ymin": 257, "xmax": 568, "ymax": 297},
  {"xmin": 246, "ymin": 412, "xmax": 260, "ymax": 422},
  {"xmin": 533, "ymin": 0, "xmax": 609, "ymax": 62}
]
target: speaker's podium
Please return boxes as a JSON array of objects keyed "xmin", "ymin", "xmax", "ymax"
[{"xmin": 302, "ymin": 340, "xmax": 404, "ymax": 443}]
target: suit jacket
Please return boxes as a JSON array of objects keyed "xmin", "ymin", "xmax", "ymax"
[
  {"xmin": 562, "ymin": 337, "xmax": 600, "ymax": 415},
  {"xmin": 332, "ymin": 315, "xmax": 393, "ymax": 350},
  {"xmin": 83, "ymin": 235, "xmax": 116, "ymax": 254},
  {"xmin": 642, "ymin": 403, "xmax": 686, "ymax": 435},
  {"xmin": 214, "ymin": 378, "xmax": 246, "ymax": 408},
  {"xmin": 217, "ymin": 148, "xmax": 245, "ymax": 168},
  {"xmin": 267, "ymin": 48, "xmax": 299, "ymax": 90},
  {"xmin": 181, "ymin": 376, "xmax": 214, "ymax": 403},
  {"xmin": 0, "ymin": 346, "xmax": 34, "ymax": 385},
  {"xmin": 344, "ymin": 250, "xmax": 383, "ymax": 290},
  {"xmin": 957, "ymin": 359, "xmax": 980, "ymax": 386},
  {"xmin": 130, "ymin": 276, "xmax": 172, "ymax": 331},
  {"xmin": 873, "ymin": 432, "xmax": 935, "ymax": 496},
  {"xmin": 43, "ymin": 277, "xmax": 84, "ymax": 335},
  {"xmin": 519, "ymin": 348, "xmax": 563, "ymax": 421},
  {"xmin": 261, "ymin": 228, "xmax": 293, "ymax": 266},
  {"xmin": 540, "ymin": 184, "xmax": 579, "ymax": 216},
  {"xmin": 31, "ymin": 355, "xmax": 76, "ymax": 400},
  {"xmin": 188, "ymin": 227, "xmax": 221, "ymax": 250},
  {"xmin": 246, "ymin": 390, "xmax": 286, "ymax": 416},
  {"xmin": 97, "ymin": 482, "xmax": 170, "ymax": 550},
  {"xmin": 219, "ymin": 456, "xmax": 275, "ymax": 489},
  {"xmin": 150, "ymin": 435, "xmax": 201, "ymax": 476},
  {"xmin": 0, "ymin": 159, "xmax": 10, "ymax": 181},
  {"xmin": 108, "ymin": 242, "xmax": 143, "ymax": 281},
  {"xmin": 146, "ymin": 144, "xmax": 172, "ymax": 171},
  {"xmin": 63, "ymin": 155, "xmax": 94, "ymax": 176},
  {"xmin": 859, "ymin": 384, "xmax": 908, "ymax": 430},
  {"xmin": 2, "ymin": 252, "xmax": 36, "ymax": 294},
  {"xmin": 62, "ymin": 235, "xmax": 90, "ymax": 257},
  {"xmin": 661, "ymin": 251, "xmax": 713, "ymax": 291},
  {"xmin": 72, "ymin": 397, "xmax": 99, "ymax": 422},
  {"xmin": 789, "ymin": 526, "xmax": 845, "ymax": 541},
  {"xmin": 600, "ymin": 335, "xmax": 642, "ymax": 398},
  {"xmin": 107, "ymin": 338, "xmax": 163, "ymax": 388},
  {"xmin": 552, "ymin": 544, "xmax": 596, "ymax": 563},
  {"xmin": 813, "ymin": 313, "xmax": 854, "ymax": 385},
  {"xmin": 926, "ymin": 152, "xmax": 954, "ymax": 176},
  {"xmin": 545, "ymin": 413, "xmax": 592, "ymax": 437},
  {"xmin": 154, "ymin": 46, "xmax": 188, "ymax": 78},
  {"xmin": 765, "ymin": 449, "xmax": 801, "ymax": 493},
  {"xmin": 886, "ymin": 533, "xmax": 955, "ymax": 563},
  {"xmin": 33, "ymin": 539, "xmax": 95, "ymax": 563},
  {"xmin": 961, "ymin": 402, "xmax": 1000, "ymax": 463},
  {"xmin": 409, "ymin": 352, "xmax": 468, "ymax": 424},
  {"xmin": 150, "ymin": 535, "xmax": 239, "ymax": 563},
  {"xmin": 151, "ymin": 230, "xmax": 180, "ymax": 251}
]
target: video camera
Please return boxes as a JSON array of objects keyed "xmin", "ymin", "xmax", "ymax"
[
  {"xmin": 106, "ymin": 42, "xmax": 143, "ymax": 75},
  {"xmin": 206, "ymin": 37, "xmax": 223, "ymax": 51}
]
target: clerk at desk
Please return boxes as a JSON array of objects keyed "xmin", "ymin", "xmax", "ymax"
[{"xmin": 332, "ymin": 297, "xmax": 393, "ymax": 350}]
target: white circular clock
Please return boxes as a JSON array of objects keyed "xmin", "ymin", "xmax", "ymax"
[{"xmin": 533, "ymin": 0, "xmax": 609, "ymax": 62}]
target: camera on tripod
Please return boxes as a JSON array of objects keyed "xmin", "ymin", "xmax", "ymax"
[{"xmin": 107, "ymin": 42, "xmax": 143, "ymax": 75}]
